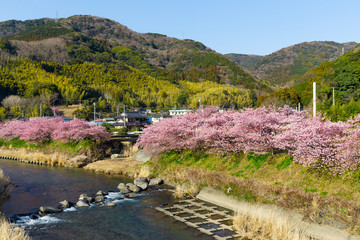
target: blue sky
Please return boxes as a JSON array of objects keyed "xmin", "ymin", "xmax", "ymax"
[{"xmin": 1, "ymin": 0, "xmax": 359, "ymax": 55}]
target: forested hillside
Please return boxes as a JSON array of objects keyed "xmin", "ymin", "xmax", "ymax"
[
  {"xmin": 288, "ymin": 44, "xmax": 360, "ymax": 121},
  {"xmin": 225, "ymin": 53, "xmax": 263, "ymax": 69},
  {"xmin": 0, "ymin": 58, "xmax": 256, "ymax": 119},
  {"xmin": 0, "ymin": 15, "xmax": 272, "ymax": 92},
  {"xmin": 228, "ymin": 41, "xmax": 357, "ymax": 86}
]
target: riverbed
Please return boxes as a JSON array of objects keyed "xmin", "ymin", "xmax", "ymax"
[{"xmin": 0, "ymin": 159, "xmax": 213, "ymax": 240}]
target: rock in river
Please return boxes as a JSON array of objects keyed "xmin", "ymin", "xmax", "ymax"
[
  {"xmin": 117, "ymin": 183, "xmax": 130, "ymax": 193},
  {"xmin": 105, "ymin": 202, "xmax": 116, "ymax": 207},
  {"xmin": 126, "ymin": 183, "xmax": 141, "ymax": 193},
  {"xmin": 76, "ymin": 200, "xmax": 90, "ymax": 208},
  {"xmin": 136, "ymin": 181, "xmax": 148, "ymax": 191},
  {"xmin": 96, "ymin": 190, "xmax": 107, "ymax": 196},
  {"xmin": 59, "ymin": 200, "xmax": 70, "ymax": 208},
  {"xmin": 149, "ymin": 178, "xmax": 164, "ymax": 186},
  {"xmin": 95, "ymin": 195, "xmax": 105, "ymax": 203},
  {"xmin": 79, "ymin": 193, "xmax": 95, "ymax": 203},
  {"xmin": 39, "ymin": 206, "xmax": 62, "ymax": 214},
  {"xmin": 134, "ymin": 177, "xmax": 148, "ymax": 185}
]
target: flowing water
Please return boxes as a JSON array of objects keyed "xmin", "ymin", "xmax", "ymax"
[{"xmin": 0, "ymin": 159, "xmax": 213, "ymax": 240}]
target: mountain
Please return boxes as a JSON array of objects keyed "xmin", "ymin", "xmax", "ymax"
[
  {"xmin": 227, "ymin": 41, "xmax": 357, "ymax": 86},
  {"xmin": 0, "ymin": 15, "xmax": 272, "ymax": 92},
  {"xmin": 0, "ymin": 15, "xmax": 270, "ymax": 117},
  {"xmin": 293, "ymin": 44, "xmax": 360, "ymax": 106},
  {"xmin": 261, "ymin": 43, "xmax": 360, "ymax": 121},
  {"xmin": 225, "ymin": 53, "xmax": 264, "ymax": 69}
]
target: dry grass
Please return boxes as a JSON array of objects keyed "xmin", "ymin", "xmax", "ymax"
[
  {"xmin": 233, "ymin": 204, "xmax": 311, "ymax": 240},
  {"xmin": 173, "ymin": 183, "xmax": 198, "ymax": 198},
  {"xmin": 121, "ymin": 142, "xmax": 139, "ymax": 157},
  {"xmin": 137, "ymin": 164, "xmax": 152, "ymax": 178},
  {"xmin": 0, "ymin": 147, "xmax": 71, "ymax": 166},
  {"xmin": 83, "ymin": 157, "xmax": 141, "ymax": 177},
  {"xmin": 0, "ymin": 217, "xmax": 31, "ymax": 240},
  {"xmin": 57, "ymin": 104, "xmax": 81, "ymax": 118}
]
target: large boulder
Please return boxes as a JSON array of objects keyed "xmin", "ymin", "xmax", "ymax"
[
  {"xmin": 96, "ymin": 190, "xmax": 107, "ymax": 196},
  {"xmin": 117, "ymin": 183, "xmax": 130, "ymax": 193},
  {"xmin": 76, "ymin": 200, "xmax": 90, "ymax": 208},
  {"xmin": 39, "ymin": 206, "xmax": 62, "ymax": 214},
  {"xmin": 149, "ymin": 178, "xmax": 164, "ymax": 186},
  {"xmin": 126, "ymin": 183, "xmax": 141, "ymax": 193},
  {"xmin": 79, "ymin": 194, "xmax": 94, "ymax": 203},
  {"xmin": 136, "ymin": 181, "xmax": 148, "ymax": 191},
  {"xmin": 59, "ymin": 200, "xmax": 70, "ymax": 209},
  {"xmin": 134, "ymin": 177, "xmax": 148, "ymax": 185},
  {"xmin": 95, "ymin": 195, "xmax": 105, "ymax": 203}
]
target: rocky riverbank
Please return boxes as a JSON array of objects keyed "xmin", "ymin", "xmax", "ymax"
[{"xmin": 11, "ymin": 176, "xmax": 164, "ymax": 225}]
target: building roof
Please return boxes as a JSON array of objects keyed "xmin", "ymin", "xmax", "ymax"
[{"xmin": 116, "ymin": 112, "xmax": 147, "ymax": 119}]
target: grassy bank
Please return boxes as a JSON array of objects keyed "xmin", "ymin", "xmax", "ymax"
[
  {"xmin": 144, "ymin": 150, "xmax": 360, "ymax": 235},
  {"xmin": 0, "ymin": 138, "xmax": 111, "ymax": 167},
  {"xmin": 83, "ymin": 158, "xmax": 143, "ymax": 177}
]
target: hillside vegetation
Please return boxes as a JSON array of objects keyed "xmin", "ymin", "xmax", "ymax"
[
  {"xmin": 0, "ymin": 15, "xmax": 272, "ymax": 95},
  {"xmin": 290, "ymin": 44, "xmax": 360, "ymax": 121},
  {"xmin": 225, "ymin": 53, "xmax": 264, "ymax": 69},
  {"xmin": 0, "ymin": 57, "xmax": 257, "ymax": 119},
  {"xmin": 228, "ymin": 41, "xmax": 357, "ymax": 86}
]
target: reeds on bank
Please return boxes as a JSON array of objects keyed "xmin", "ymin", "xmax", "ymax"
[
  {"xmin": 0, "ymin": 147, "xmax": 71, "ymax": 166},
  {"xmin": 233, "ymin": 203, "xmax": 311, "ymax": 240},
  {"xmin": 0, "ymin": 217, "xmax": 31, "ymax": 240}
]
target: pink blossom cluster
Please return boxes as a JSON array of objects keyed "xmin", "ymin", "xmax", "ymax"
[
  {"xmin": 0, "ymin": 117, "xmax": 110, "ymax": 144},
  {"xmin": 137, "ymin": 106, "xmax": 360, "ymax": 173},
  {"xmin": 138, "ymin": 106, "xmax": 306, "ymax": 154}
]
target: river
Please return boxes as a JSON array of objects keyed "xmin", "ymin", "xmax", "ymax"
[{"xmin": 0, "ymin": 159, "xmax": 213, "ymax": 240}]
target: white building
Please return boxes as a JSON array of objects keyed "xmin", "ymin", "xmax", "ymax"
[{"xmin": 169, "ymin": 109, "xmax": 189, "ymax": 116}]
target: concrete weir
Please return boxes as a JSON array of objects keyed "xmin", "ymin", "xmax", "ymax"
[
  {"xmin": 197, "ymin": 187, "xmax": 360, "ymax": 240},
  {"xmin": 156, "ymin": 187, "xmax": 360, "ymax": 240},
  {"xmin": 155, "ymin": 198, "xmax": 241, "ymax": 240}
]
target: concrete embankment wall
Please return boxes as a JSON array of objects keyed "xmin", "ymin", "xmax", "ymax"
[{"xmin": 197, "ymin": 187, "xmax": 360, "ymax": 240}]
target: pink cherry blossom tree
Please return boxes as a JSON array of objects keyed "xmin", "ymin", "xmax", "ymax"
[{"xmin": 0, "ymin": 117, "xmax": 110, "ymax": 144}]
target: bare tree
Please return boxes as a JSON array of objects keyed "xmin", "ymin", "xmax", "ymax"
[{"xmin": 1, "ymin": 95, "xmax": 25, "ymax": 108}]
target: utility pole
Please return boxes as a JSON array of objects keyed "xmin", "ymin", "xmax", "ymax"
[
  {"xmin": 313, "ymin": 82, "xmax": 316, "ymax": 117},
  {"xmin": 333, "ymin": 87, "xmax": 335, "ymax": 106},
  {"xmin": 199, "ymin": 96, "xmax": 201, "ymax": 108},
  {"xmin": 93, "ymin": 102, "xmax": 96, "ymax": 122},
  {"xmin": 40, "ymin": 104, "xmax": 42, "ymax": 117},
  {"xmin": 298, "ymin": 102, "xmax": 301, "ymax": 112}
]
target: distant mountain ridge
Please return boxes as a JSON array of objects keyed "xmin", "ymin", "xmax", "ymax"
[
  {"xmin": 226, "ymin": 41, "xmax": 358, "ymax": 86},
  {"xmin": 0, "ymin": 15, "xmax": 272, "ymax": 91}
]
